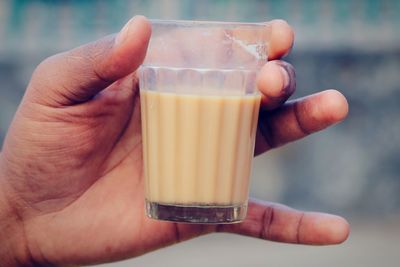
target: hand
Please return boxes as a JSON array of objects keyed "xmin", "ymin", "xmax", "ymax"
[{"xmin": 0, "ymin": 16, "xmax": 349, "ymax": 266}]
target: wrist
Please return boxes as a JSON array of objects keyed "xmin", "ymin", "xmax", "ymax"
[{"xmin": 0, "ymin": 166, "xmax": 32, "ymax": 266}]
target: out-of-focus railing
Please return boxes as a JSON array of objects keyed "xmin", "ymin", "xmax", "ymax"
[{"xmin": 0, "ymin": 0, "xmax": 399, "ymax": 55}]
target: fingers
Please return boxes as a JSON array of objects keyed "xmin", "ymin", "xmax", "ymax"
[
  {"xmin": 253, "ymin": 21, "xmax": 297, "ymax": 110},
  {"xmin": 268, "ymin": 20, "xmax": 294, "ymax": 60},
  {"xmin": 29, "ymin": 16, "xmax": 151, "ymax": 106},
  {"xmin": 255, "ymin": 90, "xmax": 348, "ymax": 155},
  {"xmin": 218, "ymin": 199, "xmax": 350, "ymax": 245},
  {"xmin": 257, "ymin": 60, "xmax": 296, "ymax": 110}
]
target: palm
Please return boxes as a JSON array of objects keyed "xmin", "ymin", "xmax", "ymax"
[{"xmin": 14, "ymin": 82, "xmax": 191, "ymax": 264}]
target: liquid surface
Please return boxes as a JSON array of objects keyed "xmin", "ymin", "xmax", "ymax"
[{"xmin": 140, "ymin": 90, "xmax": 261, "ymax": 205}]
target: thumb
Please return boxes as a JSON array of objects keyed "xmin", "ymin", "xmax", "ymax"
[{"xmin": 28, "ymin": 15, "xmax": 151, "ymax": 106}]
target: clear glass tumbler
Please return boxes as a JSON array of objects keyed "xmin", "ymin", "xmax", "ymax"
[{"xmin": 139, "ymin": 19, "xmax": 270, "ymax": 223}]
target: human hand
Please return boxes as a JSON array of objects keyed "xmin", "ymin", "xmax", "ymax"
[{"xmin": 0, "ymin": 16, "xmax": 349, "ymax": 266}]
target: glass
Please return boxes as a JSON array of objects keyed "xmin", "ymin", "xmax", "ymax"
[{"xmin": 139, "ymin": 19, "xmax": 270, "ymax": 223}]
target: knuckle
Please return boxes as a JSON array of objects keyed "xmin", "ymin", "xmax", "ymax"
[
  {"xmin": 31, "ymin": 55, "xmax": 57, "ymax": 80},
  {"xmin": 29, "ymin": 54, "xmax": 64, "ymax": 99}
]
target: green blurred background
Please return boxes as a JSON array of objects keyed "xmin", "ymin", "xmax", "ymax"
[{"xmin": 0, "ymin": 0, "xmax": 399, "ymax": 266}]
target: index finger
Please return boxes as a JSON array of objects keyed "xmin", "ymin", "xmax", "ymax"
[{"xmin": 268, "ymin": 19, "xmax": 294, "ymax": 60}]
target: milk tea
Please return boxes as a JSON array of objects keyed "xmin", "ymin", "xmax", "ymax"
[{"xmin": 140, "ymin": 90, "xmax": 260, "ymax": 222}]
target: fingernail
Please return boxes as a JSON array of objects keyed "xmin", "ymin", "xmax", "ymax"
[
  {"xmin": 115, "ymin": 17, "xmax": 137, "ymax": 46},
  {"xmin": 275, "ymin": 61, "xmax": 296, "ymax": 94},
  {"xmin": 279, "ymin": 65, "xmax": 290, "ymax": 90}
]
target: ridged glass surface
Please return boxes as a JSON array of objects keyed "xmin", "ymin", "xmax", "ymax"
[
  {"xmin": 139, "ymin": 66, "xmax": 258, "ymax": 95},
  {"xmin": 140, "ymin": 89, "xmax": 260, "ymax": 206},
  {"xmin": 139, "ymin": 20, "xmax": 265, "ymax": 222}
]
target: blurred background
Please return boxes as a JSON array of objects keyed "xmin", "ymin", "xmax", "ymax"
[{"xmin": 0, "ymin": 0, "xmax": 399, "ymax": 266}]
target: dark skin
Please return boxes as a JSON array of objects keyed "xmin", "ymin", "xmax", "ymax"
[{"xmin": 0, "ymin": 16, "xmax": 349, "ymax": 266}]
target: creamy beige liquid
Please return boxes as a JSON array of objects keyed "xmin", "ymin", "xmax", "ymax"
[{"xmin": 140, "ymin": 90, "xmax": 261, "ymax": 206}]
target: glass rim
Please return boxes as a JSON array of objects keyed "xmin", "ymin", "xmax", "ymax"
[{"xmin": 149, "ymin": 19, "xmax": 269, "ymax": 28}]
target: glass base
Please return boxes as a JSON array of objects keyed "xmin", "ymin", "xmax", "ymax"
[{"xmin": 146, "ymin": 200, "xmax": 247, "ymax": 224}]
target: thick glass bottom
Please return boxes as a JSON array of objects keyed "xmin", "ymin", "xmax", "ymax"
[{"xmin": 145, "ymin": 200, "xmax": 247, "ymax": 224}]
